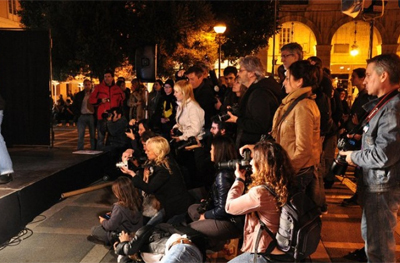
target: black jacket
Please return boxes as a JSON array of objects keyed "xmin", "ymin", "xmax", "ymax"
[
  {"xmin": 194, "ymin": 80, "xmax": 217, "ymax": 129},
  {"xmin": 132, "ymin": 158, "xmax": 192, "ymax": 221},
  {"xmin": 236, "ymin": 77, "xmax": 281, "ymax": 147},
  {"xmin": 204, "ymin": 169, "xmax": 235, "ymax": 220}
]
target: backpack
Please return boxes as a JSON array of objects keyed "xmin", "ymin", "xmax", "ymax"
[{"xmin": 256, "ymin": 185, "xmax": 322, "ymax": 262}]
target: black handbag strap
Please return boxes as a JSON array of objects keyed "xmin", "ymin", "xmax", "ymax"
[
  {"xmin": 253, "ymin": 185, "xmax": 279, "ymax": 262},
  {"xmin": 276, "ymin": 91, "xmax": 311, "ymax": 130}
]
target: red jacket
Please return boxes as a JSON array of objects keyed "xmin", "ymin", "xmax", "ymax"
[{"xmin": 89, "ymin": 81, "xmax": 125, "ymax": 120}]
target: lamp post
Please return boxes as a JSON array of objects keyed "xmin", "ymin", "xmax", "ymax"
[{"xmin": 214, "ymin": 23, "xmax": 226, "ymax": 78}]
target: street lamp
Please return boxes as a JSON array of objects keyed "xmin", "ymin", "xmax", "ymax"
[{"xmin": 214, "ymin": 23, "xmax": 226, "ymax": 78}]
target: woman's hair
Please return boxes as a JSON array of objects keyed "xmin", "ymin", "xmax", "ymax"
[
  {"xmin": 145, "ymin": 136, "xmax": 172, "ymax": 174},
  {"xmin": 152, "ymin": 79, "xmax": 164, "ymax": 92},
  {"xmin": 112, "ymin": 176, "xmax": 142, "ymax": 213},
  {"xmin": 212, "ymin": 136, "xmax": 238, "ymax": 164},
  {"xmin": 138, "ymin": 119, "xmax": 151, "ymax": 131},
  {"xmin": 174, "ymin": 79, "xmax": 199, "ymax": 109},
  {"xmin": 248, "ymin": 140, "xmax": 295, "ymax": 208},
  {"xmin": 288, "ymin": 60, "xmax": 320, "ymax": 91}
]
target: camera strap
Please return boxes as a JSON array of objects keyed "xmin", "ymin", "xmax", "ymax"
[{"xmin": 361, "ymin": 89, "xmax": 399, "ymax": 128}]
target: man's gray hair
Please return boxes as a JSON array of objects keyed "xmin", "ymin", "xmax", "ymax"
[
  {"xmin": 239, "ymin": 56, "xmax": 265, "ymax": 80},
  {"xmin": 281, "ymin": 42, "xmax": 303, "ymax": 60}
]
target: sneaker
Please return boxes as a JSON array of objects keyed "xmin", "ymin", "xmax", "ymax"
[
  {"xmin": 343, "ymin": 247, "xmax": 367, "ymax": 262},
  {"xmin": 0, "ymin": 174, "xmax": 13, "ymax": 184},
  {"xmin": 341, "ymin": 197, "xmax": 358, "ymax": 207}
]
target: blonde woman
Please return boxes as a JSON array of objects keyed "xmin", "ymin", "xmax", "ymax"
[
  {"xmin": 120, "ymin": 136, "xmax": 192, "ymax": 225},
  {"xmin": 171, "ymin": 80, "xmax": 205, "ymax": 142}
]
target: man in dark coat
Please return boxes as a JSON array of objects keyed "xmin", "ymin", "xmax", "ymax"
[{"xmin": 225, "ymin": 56, "xmax": 281, "ymax": 147}]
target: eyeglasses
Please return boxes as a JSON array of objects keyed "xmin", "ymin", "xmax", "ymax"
[{"xmin": 280, "ymin": 53, "xmax": 295, "ymax": 59}]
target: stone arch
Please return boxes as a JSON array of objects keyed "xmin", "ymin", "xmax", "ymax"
[
  {"xmin": 280, "ymin": 15, "xmax": 322, "ymax": 45},
  {"xmin": 329, "ymin": 16, "xmax": 383, "ymax": 45}
]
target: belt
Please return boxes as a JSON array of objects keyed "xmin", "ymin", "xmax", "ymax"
[{"xmin": 169, "ymin": 237, "xmax": 194, "ymax": 250}]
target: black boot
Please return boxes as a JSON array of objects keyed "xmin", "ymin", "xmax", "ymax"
[{"xmin": 0, "ymin": 174, "xmax": 13, "ymax": 184}]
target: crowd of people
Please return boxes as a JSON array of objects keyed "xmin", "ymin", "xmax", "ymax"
[{"xmin": 44, "ymin": 44, "xmax": 400, "ymax": 263}]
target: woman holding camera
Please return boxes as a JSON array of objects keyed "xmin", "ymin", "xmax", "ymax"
[
  {"xmin": 88, "ymin": 176, "xmax": 143, "ymax": 246},
  {"xmin": 188, "ymin": 136, "xmax": 244, "ymax": 249},
  {"xmin": 120, "ymin": 136, "xmax": 192, "ymax": 225},
  {"xmin": 225, "ymin": 140, "xmax": 295, "ymax": 263}
]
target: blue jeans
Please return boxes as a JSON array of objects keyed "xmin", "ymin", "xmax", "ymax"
[
  {"xmin": 0, "ymin": 110, "xmax": 13, "ymax": 175},
  {"xmin": 361, "ymin": 188, "xmax": 400, "ymax": 263},
  {"xmin": 160, "ymin": 243, "xmax": 203, "ymax": 263},
  {"xmin": 96, "ymin": 119, "xmax": 107, "ymax": 150},
  {"xmin": 228, "ymin": 252, "xmax": 268, "ymax": 263},
  {"xmin": 146, "ymin": 209, "xmax": 165, "ymax": 226},
  {"xmin": 77, "ymin": 114, "xmax": 95, "ymax": 150}
]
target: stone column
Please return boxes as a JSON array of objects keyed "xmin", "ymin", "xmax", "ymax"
[
  {"xmin": 315, "ymin": 44, "xmax": 332, "ymax": 69},
  {"xmin": 381, "ymin": 44, "xmax": 399, "ymax": 54}
]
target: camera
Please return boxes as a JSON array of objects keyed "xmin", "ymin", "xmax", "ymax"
[
  {"xmin": 126, "ymin": 123, "xmax": 138, "ymax": 134},
  {"xmin": 116, "ymin": 158, "xmax": 135, "ymax": 170},
  {"xmin": 197, "ymin": 198, "xmax": 212, "ymax": 214},
  {"xmin": 218, "ymin": 148, "xmax": 252, "ymax": 170},
  {"xmin": 330, "ymin": 134, "xmax": 358, "ymax": 175},
  {"xmin": 177, "ymin": 136, "xmax": 198, "ymax": 150},
  {"xmin": 172, "ymin": 127, "xmax": 183, "ymax": 137},
  {"xmin": 102, "ymin": 111, "xmax": 113, "ymax": 120},
  {"xmin": 214, "ymin": 107, "xmax": 238, "ymax": 122}
]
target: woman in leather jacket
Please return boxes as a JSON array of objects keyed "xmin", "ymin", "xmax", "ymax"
[
  {"xmin": 188, "ymin": 136, "xmax": 244, "ymax": 250},
  {"xmin": 120, "ymin": 136, "xmax": 192, "ymax": 226}
]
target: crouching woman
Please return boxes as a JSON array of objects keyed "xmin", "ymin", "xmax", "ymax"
[{"xmin": 225, "ymin": 140, "xmax": 295, "ymax": 263}]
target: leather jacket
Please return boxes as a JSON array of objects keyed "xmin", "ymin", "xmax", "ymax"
[
  {"xmin": 351, "ymin": 93, "xmax": 400, "ymax": 193},
  {"xmin": 204, "ymin": 169, "xmax": 235, "ymax": 220}
]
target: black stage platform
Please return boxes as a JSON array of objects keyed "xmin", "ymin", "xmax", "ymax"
[{"xmin": 0, "ymin": 147, "xmax": 112, "ymax": 245}]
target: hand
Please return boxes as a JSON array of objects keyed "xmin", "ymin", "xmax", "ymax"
[
  {"xmin": 225, "ymin": 111, "xmax": 238, "ymax": 123},
  {"xmin": 338, "ymin": 150, "xmax": 356, "ymax": 166},
  {"xmin": 120, "ymin": 166, "xmax": 136, "ymax": 177},
  {"xmin": 351, "ymin": 114, "xmax": 359, "ymax": 125},
  {"xmin": 129, "ymin": 119, "xmax": 137, "ymax": 126},
  {"xmin": 125, "ymin": 129, "xmax": 135, "ymax": 140},
  {"xmin": 118, "ymin": 230, "xmax": 130, "ymax": 243},
  {"xmin": 199, "ymin": 214, "xmax": 206, "ymax": 221},
  {"xmin": 101, "ymin": 98, "xmax": 109, "ymax": 103},
  {"xmin": 99, "ymin": 216, "xmax": 106, "ymax": 224},
  {"xmin": 177, "ymin": 69, "xmax": 186, "ymax": 78},
  {"xmin": 234, "ymin": 163, "xmax": 246, "ymax": 181},
  {"xmin": 122, "ymin": 149, "xmax": 134, "ymax": 162},
  {"xmin": 347, "ymin": 133, "xmax": 361, "ymax": 141},
  {"xmin": 161, "ymin": 118, "xmax": 168, "ymax": 124},
  {"xmin": 171, "ymin": 136, "xmax": 180, "ymax": 142},
  {"xmin": 239, "ymin": 144, "xmax": 255, "ymax": 157},
  {"xmin": 214, "ymin": 98, "xmax": 222, "ymax": 110}
]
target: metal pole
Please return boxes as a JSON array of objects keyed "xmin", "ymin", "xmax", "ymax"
[
  {"xmin": 271, "ymin": 0, "xmax": 278, "ymax": 76},
  {"xmin": 218, "ymin": 37, "xmax": 221, "ymax": 78},
  {"xmin": 368, "ymin": 20, "xmax": 374, "ymax": 59}
]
